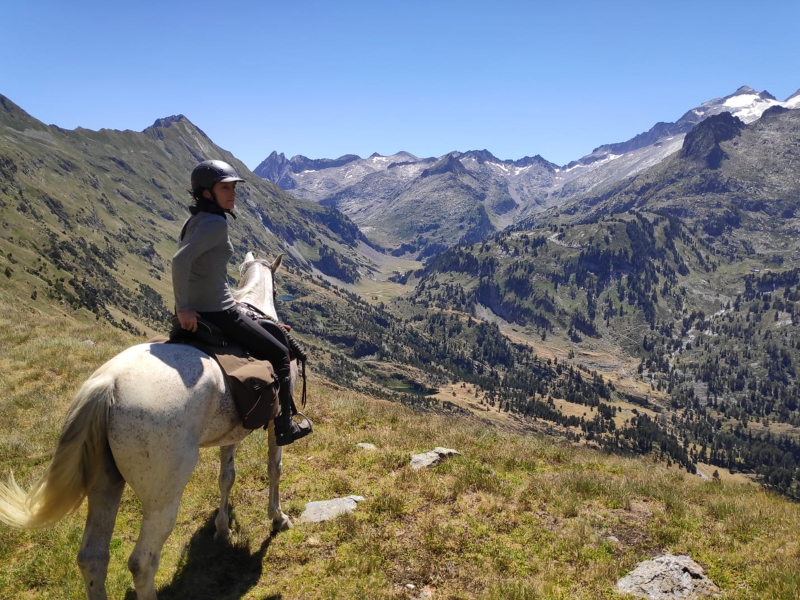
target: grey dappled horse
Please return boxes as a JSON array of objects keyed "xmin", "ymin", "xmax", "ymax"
[{"xmin": 0, "ymin": 253, "xmax": 296, "ymax": 600}]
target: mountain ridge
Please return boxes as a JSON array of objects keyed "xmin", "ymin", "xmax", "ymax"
[
  {"xmin": 256, "ymin": 85, "xmax": 798, "ymax": 257},
  {"xmin": 0, "ymin": 92, "xmax": 382, "ymax": 334}
]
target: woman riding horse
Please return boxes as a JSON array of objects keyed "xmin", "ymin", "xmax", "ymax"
[{"xmin": 171, "ymin": 159, "xmax": 312, "ymax": 446}]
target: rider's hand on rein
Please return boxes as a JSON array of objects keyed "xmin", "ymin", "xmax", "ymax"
[{"xmin": 177, "ymin": 309, "xmax": 199, "ymax": 332}]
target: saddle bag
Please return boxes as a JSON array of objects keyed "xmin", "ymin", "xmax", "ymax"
[{"xmin": 227, "ymin": 359, "xmax": 280, "ymax": 430}]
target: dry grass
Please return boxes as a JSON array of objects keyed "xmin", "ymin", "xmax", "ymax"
[{"xmin": 2, "ymin": 293, "xmax": 800, "ymax": 599}]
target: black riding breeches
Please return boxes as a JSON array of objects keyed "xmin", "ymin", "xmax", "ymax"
[{"xmin": 199, "ymin": 307, "xmax": 291, "ymax": 377}]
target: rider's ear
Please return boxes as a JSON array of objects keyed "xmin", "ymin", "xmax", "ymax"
[
  {"xmin": 201, "ymin": 189, "xmax": 212, "ymax": 201},
  {"xmin": 271, "ymin": 254, "xmax": 284, "ymax": 273}
]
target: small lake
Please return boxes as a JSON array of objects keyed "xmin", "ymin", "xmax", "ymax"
[{"xmin": 278, "ymin": 295, "xmax": 295, "ymax": 302}]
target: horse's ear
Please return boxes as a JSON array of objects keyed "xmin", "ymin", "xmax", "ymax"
[{"xmin": 271, "ymin": 254, "xmax": 284, "ymax": 273}]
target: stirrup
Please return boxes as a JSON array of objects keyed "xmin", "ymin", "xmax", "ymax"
[{"xmin": 275, "ymin": 412, "xmax": 313, "ymax": 447}]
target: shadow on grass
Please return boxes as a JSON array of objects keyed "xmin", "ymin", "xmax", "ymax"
[{"xmin": 124, "ymin": 510, "xmax": 281, "ymax": 600}]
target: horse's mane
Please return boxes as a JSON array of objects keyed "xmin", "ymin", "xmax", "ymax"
[{"xmin": 232, "ymin": 258, "xmax": 275, "ymax": 303}]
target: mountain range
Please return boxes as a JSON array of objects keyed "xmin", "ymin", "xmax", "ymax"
[
  {"xmin": 256, "ymin": 86, "xmax": 800, "ymax": 257},
  {"xmin": 412, "ymin": 103, "xmax": 800, "ymax": 497}
]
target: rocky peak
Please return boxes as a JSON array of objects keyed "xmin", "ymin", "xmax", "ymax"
[
  {"xmin": 253, "ymin": 151, "xmax": 296, "ymax": 190},
  {"xmin": 514, "ymin": 154, "xmax": 558, "ymax": 172},
  {"xmin": 0, "ymin": 94, "xmax": 40, "ymax": 127},
  {"xmin": 149, "ymin": 115, "xmax": 190, "ymax": 129},
  {"xmin": 732, "ymin": 85, "xmax": 757, "ymax": 96},
  {"xmin": 730, "ymin": 85, "xmax": 776, "ymax": 101},
  {"xmin": 420, "ymin": 153, "xmax": 468, "ymax": 178},
  {"xmin": 680, "ymin": 111, "xmax": 744, "ymax": 169},
  {"xmin": 462, "ymin": 149, "xmax": 499, "ymax": 164},
  {"xmin": 253, "ymin": 151, "xmax": 290, "ymax": 181}
]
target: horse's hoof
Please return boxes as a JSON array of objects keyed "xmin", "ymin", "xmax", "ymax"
[
  {"xmin": 214, "ymin": 528, "xmax": 231, "ymax": 543},
  {"xmin": 272, "ymin": 515, "xmax": 293, "ymax": 532}
]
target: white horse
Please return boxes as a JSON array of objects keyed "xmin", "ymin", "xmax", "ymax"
[{"xmin": 0, "ymin": 252, "xmax": 296, "ymax": 600}]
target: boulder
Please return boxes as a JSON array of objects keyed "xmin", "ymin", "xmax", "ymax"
[
  {"xmin": 616, "ymin": 554, "xmax": 720, "ymax": 599},
  {"xmin": 410, "ymin": 447, "xmax": 460, "ymax": 470},
  {"xmin": 298, "ymin": 495, "xmax": 365, "ymax": 523}
]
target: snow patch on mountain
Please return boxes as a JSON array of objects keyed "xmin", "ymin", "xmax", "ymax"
[
  {"xmin": 724, "ymin": 93, "xmax": 763, "ymax": 108},
  {"xmin": 689, "ymin": 86, "xmax": 797, "ymax": 125}
]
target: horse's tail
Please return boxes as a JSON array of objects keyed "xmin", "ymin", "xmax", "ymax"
[{"xmin": 0, "ymin": 371, "xmax": 116, "ymax": 529}]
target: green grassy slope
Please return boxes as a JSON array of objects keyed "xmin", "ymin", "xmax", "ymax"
[
  {"xmin": 1, "ymin": 295, "xmax": 800, "ymax": 599},
  {"xmin": 0, "ymin": 93, "xmax": 374, "ymax": 334}
]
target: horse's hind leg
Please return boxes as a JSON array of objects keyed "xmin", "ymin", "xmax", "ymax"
[
  {"xmin": 127, "ymin": 496, "xmax": 183, "ymax": 600},
  {"xmin": 124, "ymin": 450, "xmax": 198, "ymax": 600},
  {"xmin": 214, "ymin": 443, "xmax": 237, "ymax": 542},
  {"xmin": 77, "ymin": 445, "xmax": 125, "ymax": 600},
  {"xmin": 267, "ymin": 421, "xmax": 292, "ymax": 531}
]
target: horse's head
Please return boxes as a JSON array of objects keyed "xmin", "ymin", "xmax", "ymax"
[{"xmin": 233, "ymin": 252, "xmax": 284, "ymax": 322}]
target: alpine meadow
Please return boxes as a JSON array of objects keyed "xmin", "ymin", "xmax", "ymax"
[{"xmin": 3, "ymin": 82, "xmax": 800, "ymax": 599}]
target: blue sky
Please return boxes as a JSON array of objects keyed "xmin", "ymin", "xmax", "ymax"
[{"xmin": 2, "ymin": 0, "xmax": 798, "ymax": 168}]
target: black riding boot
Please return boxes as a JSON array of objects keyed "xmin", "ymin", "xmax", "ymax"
[{"xmin": 274, "ymin": 374, "xmax": 312, "ymax": 447}]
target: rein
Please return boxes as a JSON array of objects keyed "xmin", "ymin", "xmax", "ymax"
[{"xmin": 238, "ymin": 301, "xmax": 276, "ymax": 323}]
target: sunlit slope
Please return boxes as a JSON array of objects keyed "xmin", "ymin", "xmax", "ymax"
[{"xmin": 0, "ymin": 93, "xmax": 374, "ymax": 333}]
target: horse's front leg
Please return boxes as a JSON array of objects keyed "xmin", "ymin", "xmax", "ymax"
[
  {"xmin": 214, "ymin": 443, "xmax": 237, "ymax": 542},
  {"xmin": 267, "ymin": 421, "xmax": 292, "ymax": 531}
]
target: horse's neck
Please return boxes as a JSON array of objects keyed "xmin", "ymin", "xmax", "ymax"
[{"xmin": 237, "ymin": 264, "xmax": 278, "ymax": 322}]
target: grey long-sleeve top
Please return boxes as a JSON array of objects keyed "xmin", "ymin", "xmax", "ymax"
[{"xmin": 171, "ymin": 211, "xmax": 236, "ymax": 313}]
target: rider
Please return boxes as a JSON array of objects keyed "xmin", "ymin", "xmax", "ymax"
[{"xmin": 171, "ymin": 159, "xmax": 312, "ymax": 446}]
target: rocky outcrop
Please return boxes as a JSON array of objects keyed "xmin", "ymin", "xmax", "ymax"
[
  {"xmin": 410, "ymin": 447, "xmax": 461, "ymax": 470},
  {"xmin": 298, "ymin": 495, "xmax": 365, "ymax": 523},
  {"xmin": 680, "ymin": 112, "xmax": 744, "ymax": 169},
  {"xmin": 420, "ymin": 154, "xmax": 468, "ymax": 178},
  {"xmin": 616, "ymin": 555, "xmax": 720, "ymax": 599}
]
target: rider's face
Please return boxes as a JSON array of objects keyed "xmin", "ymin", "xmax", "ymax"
[{"xmin": 205, "ymin": 181, "xmax": 237, "ymax": 210}]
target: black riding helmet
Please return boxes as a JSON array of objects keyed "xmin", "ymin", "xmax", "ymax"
[{"xmin": 191, "ymin": 160, "xmax": 245, "ymax": 194}]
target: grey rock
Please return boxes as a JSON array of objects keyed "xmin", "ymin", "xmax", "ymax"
[
  {"xmin": 410, "ymin": 447, "xmax": 461, "ymax": 470},
  {"xmin": 298, "ymin": 495, "xmax": 365, "ymax": 523},
  {"xmin": 616, "ymin": 554, "xmax": 720, "ymax": 599},
  {"xmin": 356, "ymin": 442, "xmax": 377, "ymax": 450}
]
